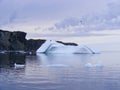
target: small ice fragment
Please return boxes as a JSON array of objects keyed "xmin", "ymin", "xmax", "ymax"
[
  {"xmin": 14, "ymin": 63, "xmax": 25, "ymax": 69},
  {"xmin": 85, "ymin": 63, "xmax": 93, "ymax": 68}
]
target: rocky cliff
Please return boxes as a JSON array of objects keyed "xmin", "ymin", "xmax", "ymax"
[
  {"xmin": 25, "ymin": 39, "xmax": 45, "ymax": 53},
  {"xmin": 0, "ymin": 30, "xmax": 26, "ymax": 51},
  {"xmin": 0, "ymin": 29, "xmax": 78, "ymax": 53},
  {"xmin": 0, "ymin": 29, "xmax": 46, "ymax": 53}
]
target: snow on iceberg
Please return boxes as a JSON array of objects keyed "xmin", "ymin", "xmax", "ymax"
[{"xmin": 36, "ymin": 40, "xmax": 97, "ymax": 54}]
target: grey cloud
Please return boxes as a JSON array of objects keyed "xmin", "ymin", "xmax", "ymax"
[
  {"xmin": 0, "ymin": 0, "xmax": 119, "ymax": 32},
  {"xmin": 8, "ymin": 12, "xmax": 17, "ymax": 23},
  {"xmin": 54, "ymin": 18, "xmax": 82, "ymax": 29},
  {"xmin": 0, "ymin": 0, "xmax": 111, "ymax": 24},
  {"xmin": 46, "ymin": 1, "xmax": 120, "ymax": 32}
]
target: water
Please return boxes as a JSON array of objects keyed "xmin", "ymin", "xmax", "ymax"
[{"xmin": 0, "ymin": 52, "xmax": 120, "ymax": 90}]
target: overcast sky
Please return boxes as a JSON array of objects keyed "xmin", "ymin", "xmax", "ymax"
[
  {"xmin": 0, "ymin": 0, "xmax": 118, "ymax": 22},
  {"xmin": 0, "ymin": 0, "xmax": 120, "ymax": 36}
]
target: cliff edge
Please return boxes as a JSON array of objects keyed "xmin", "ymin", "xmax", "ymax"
[{"xmin": 0, "ymin": 29, "xmax": 78, "ymax": 54}]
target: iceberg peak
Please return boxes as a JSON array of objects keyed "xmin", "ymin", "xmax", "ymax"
[{"xmin": 36, "ymin": 40, "xmax": 98, "ymax": 54}]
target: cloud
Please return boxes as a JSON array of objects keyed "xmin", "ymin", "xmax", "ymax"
[
  {"xmin": 54, "ymin": 18, "xmax": 82, "ymax": 29},
  {"xmin": 1, "ymin": 0, "xmax": 120, "ymax": 33},
  {"xmin": 45, "ymin": 0, "xmax": 120, "ymax": 33},
  {"xmin": 107, "ymin": 2, "xmax": 120, "ymax": 18},
  {"xmin": 0, "ymin": 11, "xmax": 18, "ymax": 27},
  {"xmin": 9, "ymin": 12, "xmax": 17, "ymax": 23},
  {"xmin": 0, "ymin": 0, "xmax": 111, "ymax": 25}
]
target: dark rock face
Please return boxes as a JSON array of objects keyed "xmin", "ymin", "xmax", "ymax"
[
  {"xmin": 0, "ymin": 30, "xmax": 10, "ymax": 50},
  {"xmin": 9, "ymin": 31, "xmax": 27, "ymax": 50},
  {"xmin": 57, "ymin": 41, "xmax": 78, "ymax": 46},
  {"xmin": 0, "ymin": 30, "xmax": 45, "ymax": 53},
  {"xmin": 0, "ymin": 29, "xmax": 78, "ymax": 53},
  {"xmin": 0, "ymin": 30, "xmax": 26, "ymax": 51},
  {"xmin": 25, "ymin": 39, "xmax": 45, "ymax": 53}
]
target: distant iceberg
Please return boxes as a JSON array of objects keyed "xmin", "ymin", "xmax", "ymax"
[{"xmin": 36, "ymin": 40, "xmax": 97, "ymax": 54}]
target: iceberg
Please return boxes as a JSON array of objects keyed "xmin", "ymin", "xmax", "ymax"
[{"xmin": 36, "ymin": 40, "xmax": 97, "ymax": 54}]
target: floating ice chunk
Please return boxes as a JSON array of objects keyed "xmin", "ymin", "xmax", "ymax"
[
  {"xmin": 14, "ymin": 63, "xmax": 25, "ymax": 69},
  {"xmin": 94, "ymin": 63, "xmax": 104, "ymax": 68},
  {"xmin": 37, "ymin": 40, "xmax": 98, "ymax": 54},
  {"xmin": 0, "ymin": 51, "xmax": 6, "ymax": 54},
  {"xmin": 85, "ymin": 63, "xmax": 103, "ymax": 68},
  {"xmin": 85, "ymin": 63, "xmax": 93, "ymax": 68}
]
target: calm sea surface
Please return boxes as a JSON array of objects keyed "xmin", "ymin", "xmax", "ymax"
[{"xmin": 0, "ymin": 52, "xmax": 120, "ymax": 90}]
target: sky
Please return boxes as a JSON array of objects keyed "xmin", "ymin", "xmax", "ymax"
[
  {"xmin": 0, "ymin": 0, "xmax": 111, "ymax": 21},
  {"xmin": 0, "ymin": 0, "xmax": 120, "ymax": 38}
]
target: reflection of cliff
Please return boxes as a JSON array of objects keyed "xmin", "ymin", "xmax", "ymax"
[{"xmin": 0, "ymin": 53, "xmax": 25, "ymax": 68}]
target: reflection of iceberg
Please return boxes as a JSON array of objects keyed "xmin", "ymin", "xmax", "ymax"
[
  {"xmin": 85, "ymin": 63, "xmax": 103, "ymax": 68},
  {"xmin": 40, "ymin": 64, "xmax": 70, "ymax": 68},
  {"xmin": 36, "ymin": 40, "xmax": 97, "ymax": 54},
  {"xmin": 0, "ymin": 53, "xmax": 26, "ymax": 68}
]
